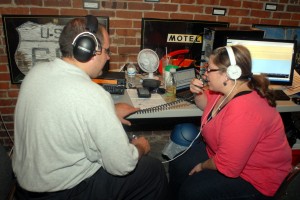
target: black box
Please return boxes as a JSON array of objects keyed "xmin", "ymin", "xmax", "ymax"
[{"xmin": 92, "ymin": 72, "xmax": 126, "ymax": 95}]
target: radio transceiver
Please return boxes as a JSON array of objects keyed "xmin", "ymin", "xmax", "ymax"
[{"xmin": 92, "ymin": 71, "xmax": 126, "ymax": 95}]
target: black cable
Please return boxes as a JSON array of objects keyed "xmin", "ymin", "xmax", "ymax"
[{"xmin": 0, "ymin": 111, "xmax": 14, "ymax": 156}]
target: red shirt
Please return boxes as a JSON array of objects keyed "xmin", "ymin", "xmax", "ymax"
[{"xmin": 201, "ymin": 91, "xmax": 292, "ymax": 196}]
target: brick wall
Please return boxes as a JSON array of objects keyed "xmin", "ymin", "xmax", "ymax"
[{"xmin": 1, "ymin": 0, "xmax": 300, "ymax": 149}]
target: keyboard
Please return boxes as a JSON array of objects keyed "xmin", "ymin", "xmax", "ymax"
[
  {"xmin": 176, "ymin": 90, "xmax": 194, "ymax": 103},
  {"xmin": 273, "ymin": 90, "xmax": 290, "ymax": 101}
]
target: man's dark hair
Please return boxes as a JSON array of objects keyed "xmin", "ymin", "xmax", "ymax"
[{"xmin": 59, "ymin": 17, "xmax": 105, "ymax": 58}]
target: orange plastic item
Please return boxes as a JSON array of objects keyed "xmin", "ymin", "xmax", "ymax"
[{"xmin": 158, "ymin": 49, "xmax": 191, "ymax": 74}]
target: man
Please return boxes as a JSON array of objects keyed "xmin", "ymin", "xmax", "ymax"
[{"xmin": 13, "ymin": 15, "xmax": 168, "ymax": 200}]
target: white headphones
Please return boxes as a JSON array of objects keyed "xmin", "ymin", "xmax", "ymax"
[{"xmin": 225, "ymin": 46, "xmax": 242, "ymax": 80}]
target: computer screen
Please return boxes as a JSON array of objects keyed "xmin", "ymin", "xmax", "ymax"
[
  {"xmin": 226, "ymin": 37, "xmax": 296, "ymax": 86},
  {"xmin": 174, "ymin": 67, "xmax": 196, "ymax": 90}
]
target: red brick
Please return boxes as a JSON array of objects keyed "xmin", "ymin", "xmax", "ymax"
[
  {"xmin": 118, "ymin": 46, "xmax": 140, "ymax": 55},
  {"xmin": 228, "ymin": 8, "xmax": 250, "ymax": 17},
  {"xmin": 116, "ymin": 29, "xmax": 140, "ymax": 37},
  {"xmin": 73, "ymin": 0, "xmax": 82, "ymax": 9},
  {"xmin": 0, "ymin": 7, "xmax": 30, "ymax": 15},
  {"xmin": 172, "ymin": 0, "xmax": 196, "ymax": 3},
  {"xmin": 0, "ymin": 99, "xmax": 14, "ymax": 106},
  {"xmin": 30, "ymin": 8, "xmax": 59, "ymax": 15},
  {"xmin": 60, "ymin": 9, "xmax": 87, "ymax": 16},
  {"xmin": 0, "ymin": 0, "xmax": 12, "ymax": 4},
  {"xmin": 170, "ymin": 13, "xmax": 194, "ymax": 20},
  {"xmin": 0, "ymin": 82, "xmax": 9, "ymax": 90},
  {"xmin": 292, "ymin": 13, "xmax": 300, "ymax": 20},
  {"xmin": 251, "ymin": 10, "xmax": 271, "ymax": 18},
  {"xmin": 196, "ymin": 0, "xmax": 221, "ymax": 5},
  {"xmin": 102, "ymin": 1, "xmax": 127, "ymax": 9},
  {"xmin": 273, "ymin": 12, "xmax": 292, "ymax": 20},
  {"xmin": 243, "ymin": 1, "xmax": 264, "ymax": 9},
  {"xmin": 0, "ymin": 73, "xmax": 10, "ymax": 81},
  {"xmin": 0, "ymin": 107, "xmax": 15, "ymax": 115},
  {"xmin": 125, "ymin": 38, "xmax": 138, "ymax": 46},
  {"xmin": 110, "ymin": 20, "xmax": 133, "ymax": 29},
  {"xmin": 144, "ymin": 12, "xmax": 169, "ymax": 19},
  {"xmin": 154, "ymin": 4, "xmax": 178, "ymax": 12},
  {"xmin": 0, "ymin": 65, "xmax": 8, "ymax": 72},
  {"xmin": 194, "ymin": 14, "xmax": 218, "ymax": 22},
  {"xmin": 44, "ymin": 0, "xmax": 71, "ymax": 7},
  {"xmin": 128, "ymin": 2, "xmax": 153, "ymax": 10},
  {"xmin": 116, "ymin": 10, "xmax": 143, "ymax": 19},
  {"xmin": 287, "ymin": 5, "xmax": 300, "ymax": 12},
  {"xmin": 15, "ymin": 0, "xmax": 42, "ymax": 6},
  {"xmin": 260, "ymin": 19, "xmax": 280, "ymax": 25},
  {"xmin": 220, "ymin": 0, "xmax": 241, "ymax": 7},
  {"xmin": 8, "ymin": 90, "xmax": 19, "ymax": 98},
  {"xmin": 240, "ymin": 17, "xmax": 261, "ymax": 25},
  {"xmin": 280, "ymin": 20, "xmax": 300, "ymax": 26},
  {"xmin": 181, "ymin": 5, "xmax": 204, "ymax": 13}
]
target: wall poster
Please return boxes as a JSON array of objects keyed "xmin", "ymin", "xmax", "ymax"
[{"xmin": 2, "ymin": 15, "xmax": 109, "ymax": 84}]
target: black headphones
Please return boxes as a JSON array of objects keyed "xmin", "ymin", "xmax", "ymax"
[
  {"xmin": 225, "ymin": 46, "xmax": 242, "ymax": 80},
  {"xmin": 72, "ymin": 15, "xmax": 101, "ymax": 63}
]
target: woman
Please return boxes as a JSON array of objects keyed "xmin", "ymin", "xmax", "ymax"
[{"xmin": 168, "ymin": 45, "xmax": 292, "ymax": 200}]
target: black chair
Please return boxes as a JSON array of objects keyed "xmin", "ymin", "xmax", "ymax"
[{"xmin": 274, "ymin": 163, "xmax": 300, "ymax": 200}]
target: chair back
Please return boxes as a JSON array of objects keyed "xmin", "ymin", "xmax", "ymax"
[{"xmin": 274, "ymin": 164, "xmax": 300, "ymax": 200}]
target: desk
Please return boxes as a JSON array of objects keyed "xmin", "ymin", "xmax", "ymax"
[{"xmin": 113, "ymin": 89, "xmax": 300, "ymax": 119}]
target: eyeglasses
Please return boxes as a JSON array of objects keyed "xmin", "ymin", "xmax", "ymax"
[
  {"xmin": 206, "ymin": 68, "xmax": 221, "ymax": 73},
  {"xmin": 95, "ymin": 47, "xmax": 111, "ymax": 56},
  {"xmin": 102, "ymin": 48, "xmax": 111, "ymax": 56}
]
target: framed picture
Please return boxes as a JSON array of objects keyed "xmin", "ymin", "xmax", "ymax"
[
  {"xmin": 141, "ymin": 18, "xmax": 229, "ymax": 63},
  {"xmin": 2, "ymin": 15, "xmax": 109, "ymax": 84}
]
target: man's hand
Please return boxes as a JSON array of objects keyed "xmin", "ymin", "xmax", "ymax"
[
  {"xmin": 115, "ymin": 103, "xmax": 139, "ymax": 126},
  {"xmin": 131, "ymin": 136, "xmax": 150, "ymax": 159}
]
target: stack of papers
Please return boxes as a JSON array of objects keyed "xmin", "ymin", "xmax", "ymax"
[
  {"xmin": 283, "ymin": 70, "xmax": 300, "ymax": 96},
  {"xmin": 127, "ymin": 89, "xmax": 166, "ymax": 109}
]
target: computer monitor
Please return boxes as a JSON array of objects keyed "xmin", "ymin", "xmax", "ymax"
[{"xmin": 226, "ymin": 37, "xmax": 296, "ymax": 86}]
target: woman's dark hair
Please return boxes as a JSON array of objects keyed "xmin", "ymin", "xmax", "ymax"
[{"xmin": 211, "ymin": 45, "xmax": 276, "ymax": 107}]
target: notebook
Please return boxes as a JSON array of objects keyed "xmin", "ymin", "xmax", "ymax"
[{"xmin": 175, "ymin": 67, "xmax": 196, "ymax": 102}]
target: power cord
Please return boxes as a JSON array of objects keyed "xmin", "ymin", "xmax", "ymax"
[{"xmin": 0, "ymin": 111, "xmax": 14, "ymax": 157}]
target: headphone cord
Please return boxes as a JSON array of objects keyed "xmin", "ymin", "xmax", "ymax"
[
  {"xmin": 161, "ymin": 129, "xmax": 202, "ymax": 164},
  {"xmin": 212, "ymin": 79, "xmax": 237, "ymax": 116},
  {"xmin": 162, "ymin": 81, "xmax": 237, "ymax": 164},
  {"xmin": 161, "ymin": 95, "xmax": 220, "ymax": 164}
]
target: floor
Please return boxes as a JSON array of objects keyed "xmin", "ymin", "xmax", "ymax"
[{"xmin": 126, "ymin": 130, "xmax": 172, "ymax": 174}]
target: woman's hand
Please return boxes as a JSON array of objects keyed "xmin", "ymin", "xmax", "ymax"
[
  {"xmin": 115, "ymin": 103, "xmax": 139, "ymax": 126},
  {"xmin": 190, "ymin": 78, "xmax": 205, "ymax": 94},
  {"xmin": 131, "ymin": 136, "xmax": 150, "ymax": 159},
  {"xmin": 190, "ymin": 78, "xmax": 208, "ymax": 110},
  {"xmin": 189, "ymin": 159, "xmax": 217, "ymax": 175},
  {"xmin": 189, "ymin": 163, "xmax": 204, "ymax": 175}
]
